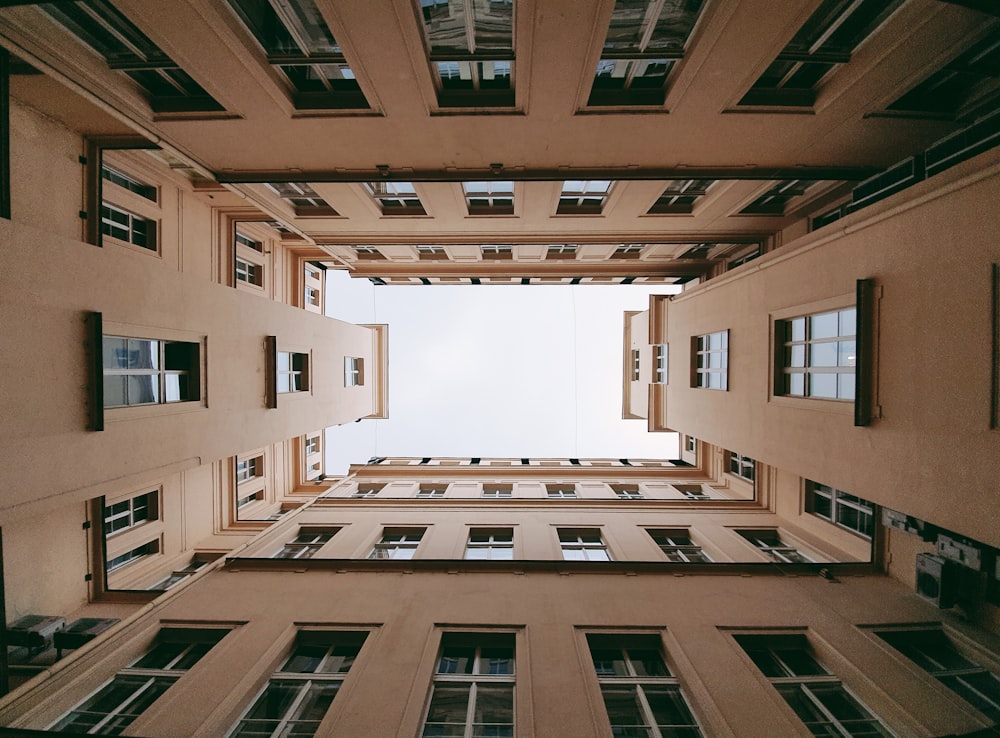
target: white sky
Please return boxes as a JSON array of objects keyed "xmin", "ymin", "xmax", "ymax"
[{"xmin": 324, "ymin": 270, "xmax": 680, "ymax": 474}]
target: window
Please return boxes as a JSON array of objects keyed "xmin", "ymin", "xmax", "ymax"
[
  {"xmin": 728, "ymin": 247, "xmax": 760, "ymax": 270},
  {"xmin": 464, "ymin": 181, "xmax": 514, "ymax": 214},
  {"xmin": 344, "ymin": 357, "xmax": 363, "ymax": 386},
  {"xmin": 149, "ymin": 556, "xmax": 211, "ymax": 591},
  {"xmin": 777, "ymin": 307, "xmax": 856, "ymax": 401},
  {"xmin": 237, "ymin": 491, "xmax": 263, "ymax": 508},
  {"xmin": 647, "ymin": 530, "xmax": 711, "ymax": 563},
  {"xmin": 273, "ymin": 529, "xmax": 336, "ymax": 559},
  {"xmin": 613, "ymin": 486, "xmax": 644, "ymax": 500},
  {"xmin": 736, "ymin": 529, "xmax": 811, "ymax": 563},
  {"xmin": 235, "ymin": 455, "xmax": 263, "ymax": 486},
  {"xmin": 806, "ymin": 482, "xmax": 875, "ymax": 539},
  {"xmin": 366, "ymin": 181, "xmax": 425, "ymax": 215},
  {"xmin": 884, "ymin": 29, "xmax": 1000, "ymax": 121},
  {"xmin": 353, "ymin": 245, "xmax": 385, "ymax": 260},
  {"xmin": 558, "ymin": 529, "xmax": 611, "ymax": 561},
  {"xmin": 352, "ymin": 484, "xmax": 381, "ymax": 498},
  {"xmin": 557, "ymin": 180, "xmax": 612, "ymax": 214},
  {"xmin": 727, "ymin": 452, "xmax": 755, "ymax": 483},
  {"xmin": 739, "ymin": 180, "xmax": 819, "ymax": 216},
  {"xmin": 589, "ymin": 0, "xmax": 705, "ymax": 107},
  {"xmin": 236, "ymin": 257, "xmax": 263, "ymax": 287},
  {"xmin": 546, "ymin": 485, "xmax": 577, "ymax": 499},
  {"xmin": 227, "ymin": 0, "xmax": 369, "ymax": 110},
  {"xmin": 631, "ymin": 350, "xmax": 641, "ymax": 381},
  {"xmin": 52, "ymin": 628, "xmax": 228, "ymax": 735},
  {"xmin": 480, "ymin": 244, "xmax": 513, "ymax": 260},
  {"xmin": 546, "ymin": 244, "xmax": 578, "ymax": 259},
  {"xmin": 482, "ymin": 486, "xmax": 512, "ymax": 499},
  {"xmin": 421, "ymin": 634, "xmax": 516, "ymax": 737},
  {"xmin": 277, "ymin": 351, "xmax": 309, "ymax": 393},
  {"xmin": 102, "ymin": 336, "xmax": 200, "ymax": 407},
  {"xmin": 613, "ymin": 244, "xmax": 644, "ymax": 260},
  {"xmin": 692, "ymin": 331, "xmax": 728, "ymax": 390},
  {"xmin": 305, "ymin": 436, "xmax": 320, "ymax": 455},
  {"xmin": 369, "ymin": 528, "xmax": 425, "ymax": 559},
  {"xmin": 101, "ymin": 165, "xmax": 155, "ymax": 201},
  {"xmin": 653, "ymin": 345, "xmax": 667, "ymax": 384},
  {"xmin": 41, "ymin": 1, "xmax": 224, "ymax": 113},
  {"xmin": 648, "ymin": 179, "xmax": 714, "ymax": 214},
  {"xmin": 419, "ymin": 0, "xmax": 515, "ymax": 108},
  {"xmin": 266, "ymin": 182, "xmax": 338, "ymax": 216},
  {"xmin": 587, "ymin": 633, "xmax": 703, "ymax": 737},
  {"xmin": 875, "ymin": 629, "xmax": 1000, "ymax": 720},
  {"xmin": 235, "ymin": 231, "xmax": 262, "ymax": 252},
  {"xmin": 229, "ymin": 630, "xmax": 367, "ymax": 738},
  {"xmin": 735, "ymin": 633, "xmax": 891, "ymax": 737},
  {"xmin": 737, "ymin": 0, "xmax": 904, "ymax": 108},
  {"xmin": 674, "ymin": 484, "xmax": 705, "ymax": 499},
  {"xmin": 685, "ymin": 436, "xmax": 696, "ymax": 453},
  {"xmin": 101, "ymin": 202, "xmax": 155, "ymax": 251},
  {"xmin": 104, "ymin": 491, "xmax": 157, "ymax": 535},
  {"xmin": 465, "ymin": 528, "xmax": 514, "ymax": 560},
  {"xmin": 303, "ymin": 264, "xmax": 322, "ymax": 311},
  {"xmin": 417, "ymin": 245, "xmax": 449, "ymax": 260},
  {"xmin": 417, "ymin": 486, "xmax": 446, "ymax": 498},
  {"xmin": 107, "ymin": 541, "xmax": 158, "ymax": 572}
]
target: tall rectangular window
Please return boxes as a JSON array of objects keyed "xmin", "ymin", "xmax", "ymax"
[
  {"xmin": 777, "ymin": 307, "xmax": 856, "ymax": 401},
  {"xmin": 227, "ymin": 0, "xmax": 369, "ymax": 110},
  {"xmin": 735, "ymin": 633, "xmax": 891, "ymax": 737},
  {"xmin": 344, "ymin": 357, "xmax": 363, "ymax": 386},
  {"xmin": 648, "ymin": 179, "xmax": 714, "ymax": 214},
  {"xmin": 419, "ymin": 0, "xmax": 515, "ymax": 108},
  {"xmin": 107, "ymin": 540, "xmax": 159, "ymax": 572},
  {"xmin": 589, "ymin": 0, "xmax": 705, "ymax": 107},
  {"xmin": 558, "ymin": 529, "xmax": 611, "ymax": 561},
  {"xmin": 557, "ymin": 180, "xmax": 612, "ymax": 214},
  {"xmin": 647, "ymin": 529, "xmax": 711, "ymax": 563},
  {"xmin": 737, "ymin": 0, "xmax": 903, "ymax": 108},
  {"xmin": 464, "ymin": 181, "xmax": 514, "ymax": 214},
  {"xmin": 736, "ymin": 529, "xmax": 811, "ymax": 563},
  {"xmin": 369, "ymin": 528, "xmax": 425, "ymax": 559},
  {"xmin": 366, "ymin": 182, "xmax": 425, "ymax": 215},
  {"xmin": 653, "ymin": 345, "xmax": 667, "ymax": 384},
  {"xmin": 52, "ymin": 627, "xmax": 229, "ymax": 735},
  {"xmin": 875, "ymin": 629, "xmax": 1000, "ymax": 721},
  {"xmin": 739, "ymin": 180, "xmax": 819, "ymax": 216},
  {"xmin": 631, "ymin": 349, "xmax": 641, "ymax": 381},
  {"xmin": 421, "ymin": 632, "xmax": 516, "ymax": 737},
  {"xmin": 229, "ymin": 630, "xmax": 368, "ymax": 738},
  {"xmin": 273, "ymin": 529, "xmax": 336, "ymax": 559},
  {"xmin": 465, "ymin": 528, "xmax": 514, "ymax": 560},
  {"xmin": 806, "ymin": 482, "xmax": 875, "ymax": 538},
  {"xmin": 277, "ymin": 351, "xmax": 309, "ymax": 393},
  {"xmin": 546, "ymin": 484, "xmax": 577, "ymax": 499},
  {"xmin": 692, "ymin": 330, "xmax": 728, "ymax": 390},
  {"xmin": 236, "ymin": 257, "xmax": 263, "ymax": 287},
  {"xmin": 303, "ymin": 263, "xmax": 323, "ymax": 311},
  {"xmin": 103, "ymin": 336, "xmax": 200, "ymax": 407},
  {"xmin": 727, "ymin": 452, "xmax": 755, "ymax": 482},
  {"xmin": 104, "ymin": 491, "xmax": 157, "ymax": 536},
  {"xmin": 41, "ymin": 1, "xmax": 224, "ymax": 112},
  {"xmin": 101, "ymin": 202, "xmax": 155, "ymax": 251},
  {"xmin": 587, "ymin": 633, "xmax": 703, "ymax": 736}
]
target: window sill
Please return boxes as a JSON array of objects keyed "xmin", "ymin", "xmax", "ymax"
[
  {"xmin": 104, "ymin": 401, "xmax": 206, "ymax": 423},
  {"xmin": 768, "ymin": 394, "xmax": 854, "ymax": 416}
]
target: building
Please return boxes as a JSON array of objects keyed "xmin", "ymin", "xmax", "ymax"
[{"xmin": 0, "ymin": 0, "xmax": 999, "ymax": 736}]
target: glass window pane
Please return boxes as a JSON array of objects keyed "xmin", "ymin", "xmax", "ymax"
[
  {"xmin": 810, "ymin": 312, "xmax": 839, "ymax": 339},
  {"xmin": 473, "ymin": 684, "xmax": 514, "ymax": 724},
  {"xmin": 839, "ymin": 308, "xmax": 856, "ymax": 336},
  {"xmin": 838, "ymin": 373, "xmax": 855, "ymax": 400},
  {"xmin": 425, "ymin": 684, "xmax": 471, "ymax": 724},
  {"xmin": 838, "ymin": 341, "xmax": 856, "ymax": 367},
  {"xmin": 788, "ymin": 373, "xmax": 805, "ymax": 395},
  {"xmin": 103, "ymin": 337, "xmax": 128, "ymax": 369},
  {"xmin": 809, "ymin": 342, "xmax": 838, "ymax": 367},
  {"xmin": 809, "ymin": 373, "xmax": 837, "ymax": 399},
  {"xmin": 104, "ymin": 375, "xmax": 127, "ymax": 407},
  {"xmin": 127, "ymin": 375, "xmax": 159, "ymax": 404},
  {"xmin": 790, "ymin": 317, "xmax": 806, "ymax": 341},
  {"xmin": 601, "ymin": 685, "xmax": 649, "ymax": 731},
  {"xmin": 645, "ymin": 686, "xmax": 697, "ymax": 728},
  {"xmin": 439, "ymin": 647, "xmax": 475, "ymax": 674},
  {"xmin": 128, "ymin": 339, "xmax": 158, "ymax": 369},
  {"xmin": 243, "ymin": 682, "xmax": 301, "ymax": 721}
]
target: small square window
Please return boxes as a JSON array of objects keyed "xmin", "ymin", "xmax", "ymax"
[
  {"xmin": 558, "ymin": 528, "xmax": 611, "ymax": 561},
  {"xmin": 557, "ymin": 180, "xmax": 612, "ymax": 214},
  {"xmin": 344, "ymin": 357, "xmax": 363, "ymax": 386},
  {"xmin": 276, "ymin": 351, "xmax": 309, "ymax": 393}
]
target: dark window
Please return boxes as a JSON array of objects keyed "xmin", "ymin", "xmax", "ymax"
[{"xmin": 102, "ymin": 336, "xmax": 200, "ymax": 407}]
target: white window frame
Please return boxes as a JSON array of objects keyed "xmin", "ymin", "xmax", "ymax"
[
  {"xmin": 692, "ymin": 330, "xmax": 728, "ymax": 390},
  {"xmin": 464, "ymin": 528, "xmax": 514, "ymax": 560},
  {"xmin": 368, "ymin": 528, "xmax": 425, "ymax": 559},
  {"xmin": 558, "ymin": 528, "xmax": 612, "ymax": 561}
]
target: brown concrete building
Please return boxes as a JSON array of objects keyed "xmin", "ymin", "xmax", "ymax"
[{"xmin": 0, "ymin": 0, "xmax": 999, "ymax": 736}]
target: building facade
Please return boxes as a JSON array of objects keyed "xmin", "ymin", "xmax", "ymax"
[{"xmin": 0, "ymin": 0, "xmax": 999, "ymax": 736}]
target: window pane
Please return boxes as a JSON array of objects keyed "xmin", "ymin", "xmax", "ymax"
[
  {"xmin": 481, "ymin": 647, "xmax": 514, "ymax": 675},
  {"xmin": 243, "ymin": 682, "xmax": 301, "ymax": 721},
  {"xmin": 127, "ymin": 375, "xmax": 159, "ymax": 404},
  {"xmin": 473, "ymin": 684, "xmax": 514, "ymax": 724},
  {"xmin": 808, "ymin": 373, "xmax": 837, "ymax": 399},
  {"xmin": 439, "ymin": 647, "xmax": 476, "ymax": 674},
  {"xmin": 810, "ymin": 312, "xmax": 839, "ymax": 339},
  {"xmin": 128, "ymin": 340, "xmax": 158, "ymax": 369},
  {"xmin": 601, "ymin": 685, "xmax": 649, "ymax": 732},
  {"xmin": 809, "ymin": 342, "xmax": 837, "ymax": 367},
  {"xmin": 103, "ymin": 337, "xmax": 128, "ymax": 369},
  {"xmin": 104, "ymin": 375, "xmax": 127, "ymax": 407},
  {"xmin": 424, "ymin": 684, "xmax": 472, "ymax": 726},
  {"xmin": 645, "ymin": 686, "xmax": 698, "ymax": 729},
  {"xmin": 839, "ymin": 308, "xmax": 856, "ymax": 335}
]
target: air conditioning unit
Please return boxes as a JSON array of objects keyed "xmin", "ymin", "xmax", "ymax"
[
  {"xmin": 6, "ymin": 615, "xmax": 65, "ymax": 651},
  {"xmin": 916, "ymin": 553, "xmax": 958, "ymax": 609},
  {"xmin": 937, "ymin": 534, "xmax": 982, "ymax": 570},
  {"xmin": 53, "ymin": 617, "xmax": 120, "ymax": 657}
]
